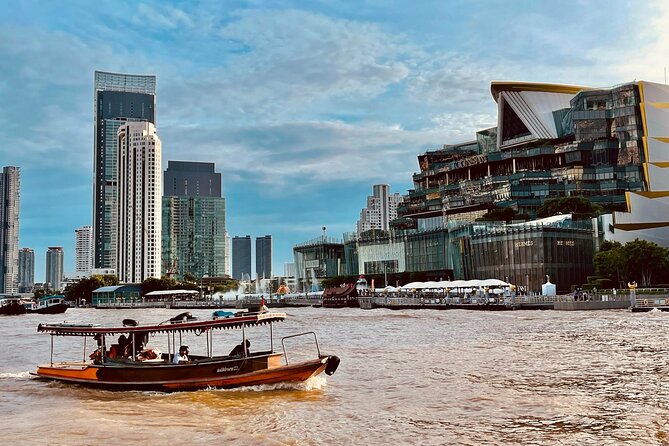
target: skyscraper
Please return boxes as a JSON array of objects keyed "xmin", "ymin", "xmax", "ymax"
[
  {"xmin": 0, "ymin": 166, "xmax": 20, "ymax": 294},
  {"xmin": 162, "ymin": 161, "xmax": 226, "ymax": 280},
  {"xmin": 255, "ymin": 235, "xmax": 272, "ymax": 279},
  {"xmin": 93, "ymin": 70, "xmax": 156, "ymax": 271},
  {"xmin": 232, "ymin": 236, "xmax": 251, "ymax": 280},
  {"xmin": 18, "ymin": 248, "xmax": 34, "ymax": 292},
  {"xmin": 46, "ymin": 247, "xmax": 64, "ymax": 292},
  {"xmin": 75, "ymin": 225, "xmax": 93, "ymax": 274},
  {"xmin": 357, "ymin": 184, "xmax": 402, "ymax": 235},
  {"xmin": 116, "ymin": 121, "xmax": 162, "ymax": 283}
]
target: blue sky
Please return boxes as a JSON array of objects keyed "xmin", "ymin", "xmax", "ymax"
[{"xmin": 1, "ymin": 0, "xmax": 668, "ymax": 281}]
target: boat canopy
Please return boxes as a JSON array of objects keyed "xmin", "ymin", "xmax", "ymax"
[{"xmin": 37, "ymin": 312, "xmax": 286, "ymax": 337}]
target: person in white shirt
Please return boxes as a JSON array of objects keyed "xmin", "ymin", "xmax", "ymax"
[{"xmin": 172, "ymin": 345, "xmax": 189, "ymax": 364}]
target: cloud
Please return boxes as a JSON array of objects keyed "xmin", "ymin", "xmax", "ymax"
[
  {"xmin": 598, "ymin": 2, "xmax": 669, "ymax": 83},
  {"xmin": 136, "ymin": 4, "xmax": 194, "ymax": 30},
  {"xmin": 160, "ymin": 9, "xmax": 411, "ymax": 126},
  {"xmin": 406, "ymin": 54, "xmax": 500, "ymax": 107}
]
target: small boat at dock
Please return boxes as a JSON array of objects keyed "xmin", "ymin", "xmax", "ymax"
[
  {"xmin": 24, "ymin": 295, "xmax": 68, "ymax": 314},
  {"xmin": 0, "ymin": 296, "xmax": 27, "ymax": 315},
  {"xmin": 32, "ymin": 308, "xmax": 340, "ymax": 392}
]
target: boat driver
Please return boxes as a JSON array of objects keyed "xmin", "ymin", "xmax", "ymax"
[{"xmin": 172, "ymin": 345, "xmax": 190, "ymax": 364}]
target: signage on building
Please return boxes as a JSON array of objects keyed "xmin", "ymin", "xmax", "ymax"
[
  {"xmin": 556, "ymin": 240, "xmax": 575, "ymax": 246},
  {"xmin": 514, "ymin": 240, "xmax": 534, "ymax": 248}
]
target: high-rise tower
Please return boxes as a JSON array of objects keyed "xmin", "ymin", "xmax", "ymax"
[
  {"xmin": 357, "ymin": 184, "xmax": 402, "ymax": 235},
  {"xmin": 116, "ymin": 121, "xmax": 162, "ymax": 283},
  {"xmin": 45, "ymin": 247, "xmax": 64, "ymax": 292},
  {"xmin": 75, "ymin": 225, "xmax": 93, "ymax": 274},
  {"xmin": 18, "ymin": 248, "xmax": 34, "ymax": 292},
  {"xmin": 232, "ymin": 236, "xmax": 251, "ymax": 280},
  {"xmin": 0, "ymin": 166, "xmax": 20, "ymax": 294},
  {"xmin": 255, "ymin": 235, "xmax": 272, "ymax": 279},
  {"xmin": 162, "ymin": 161, "xmax": 226, "ymax": 280},
  {"xmin": 93, "ymin": 71, "xmax": 156, "ymax": 271}
]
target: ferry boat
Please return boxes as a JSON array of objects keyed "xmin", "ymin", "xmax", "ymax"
[
  {"xmin": 24, "ymin": 295, "xmax": 68, "ymax": 314},
  {"xmin": 32, "ymin": 309, "xmax": 340, "ymax": 392},
  {"xmin": 0, "ymin": 296, "xmax": 27, "ymax": 316},
  {"xmin": 322, "ymin": 283, "xmax": 359, "ymax": 308}
]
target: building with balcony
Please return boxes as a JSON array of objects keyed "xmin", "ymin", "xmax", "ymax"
[
  {"xmin": 116, "ymin": 121, "xmax": 162, "ymax": 283},
  {"xmin": 357, "ymin": 184, "xmax": 403, "ymax": 235},
  {"xmin": 397, "ymin": 80, "xmax": 669, "ymax": 246},
  {"xmin": 0, "ymin": 166, "xmax": 20, "ymax": 294}
]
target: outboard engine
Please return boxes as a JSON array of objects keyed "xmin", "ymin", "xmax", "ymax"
[{"xmin": 325, "ymin": 355, "xmax": 340, "ymax": 376}]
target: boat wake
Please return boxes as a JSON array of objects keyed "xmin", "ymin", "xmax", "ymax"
[
  {"xmin": 0, "ymin": 371, "xmax": 31, "ymax": 380},
  {"xmin": 211, "ymin": 375, "xmax": 328, "ymax": 393}
]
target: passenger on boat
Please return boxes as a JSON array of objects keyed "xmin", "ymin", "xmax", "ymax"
[
  {"xmin": 229, "ymin": 339, "xmax": 250, "ymax": 358},
  {"xmin": 172, "ymin": 345, "xmax": 190, "ymax": 364},
  {"xmin": 137, "ymin": 348, "xmax": 160, "ymax": 361},
  {"xmin": 109, "ymin": 335, "xmax": 131, "ymax": 359},
  {"xmin": 88, "ymin": 334, "xmax": 103, "ymax": 363}
]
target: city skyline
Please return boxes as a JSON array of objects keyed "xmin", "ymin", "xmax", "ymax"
[{"xmin": 2, "ymin": 1, "xmax": 669, "ymax": 281}]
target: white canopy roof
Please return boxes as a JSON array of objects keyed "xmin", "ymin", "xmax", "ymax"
[
  {"xmin": 144, "ymin": 289, "xmax": 199, "ymax": 296},
  {"xmin": 399, "ymin": 279, "xmax": 510, "ymax": 290}
]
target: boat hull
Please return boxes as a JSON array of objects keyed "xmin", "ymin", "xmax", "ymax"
[
  {"xmin": 0, "ymin": 302, "xmax": 27, "ymax": 315},
  {"xmin": 27, "ymin": 303, "xmax": 68, "ymax": 314},
  {"xmin": 32, "ymin": 354, "xmax": 332, "ymax": 392}
]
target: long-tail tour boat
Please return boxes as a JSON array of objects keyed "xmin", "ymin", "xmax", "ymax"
[{"xmin": 32, "ymin": 308, "xmax": 340, "ymax": 391}]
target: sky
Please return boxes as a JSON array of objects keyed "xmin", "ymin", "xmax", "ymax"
[{"xmin": 1, "ymin": 0, "xmax": 668, "ymax": 282}]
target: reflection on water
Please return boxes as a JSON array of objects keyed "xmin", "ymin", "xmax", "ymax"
[{"xmin": 2, "ymin": 308, "xmax": 669, "ymax": 445}]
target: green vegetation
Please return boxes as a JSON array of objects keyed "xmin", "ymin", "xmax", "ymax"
[
  {"xmin": 64, "ymin": 274, "xmax": 239, "ymax": 303},
  {"xmin": 64, "ymin": 274, "xmax": 119, "ymax": 304},
  {"xmin": 537, "ymin": 196, "xmax": 603, "ymax": 219},
  {"xmin": 476, "ymin": 207, "xmax": 529, "ymax": 223},
  {"xmin": 594, "ymin": 239, "xmax": 669, "ymax": 287}
]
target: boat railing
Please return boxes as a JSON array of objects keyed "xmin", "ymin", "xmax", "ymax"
[{"xmin": 281, "ymin": 332, "xmax": 321, "ymax": 365}]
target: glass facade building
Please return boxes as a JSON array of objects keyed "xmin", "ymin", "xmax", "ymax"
[
  {"xmin": 293, "ymin": 236, "xmax": 345, "ymax": 291},
  {"xmin": 232, "ymin": 236, "xmax": 251, "ymax": 280},
  {"xmin": 18, "ymin": 248, "xmax": 34, "ymax": 292},
  {"xmin": 93, "ymin": 71, "xmax": 156, "ymax": 270},
  {"xmin": 45, "ymin": 246, "xmax": 64, "ymax": 292},
  {"xmin": 255, "ymin": 235, "xmax": 272, "ymax": 279},
  {"xmin": 162, "ymin": 162, "xmax": 226, "ymax": 281},
  {"xmin": 452, "ymin": 219, "xmax": 594, "ymax": 293},
  {"xmin": 398, "ymin": 82, "xmax": 647, "ymax": 227},
  {"xmin": 162, "ymin": 197, "xmax": 226, "ymax": 280}
]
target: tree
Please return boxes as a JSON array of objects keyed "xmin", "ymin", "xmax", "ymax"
[
  {"xmin": 141, "ymin": 277, "xmax": 177, "ymax": 296},
  {"xmin": 537, "ymin": 196, "xmax": 603, "ymax": 219},
  {"xmin": 593, "ymin": 239, "xmax": 669, "ymax": 287},
  {"xmin": 623, "ymin": 239, "xmax": 669, "ymax": 287},
  {"xmin": 476, "ymin": 207, "xmax": 529, "ymax": 223},
  {"xmin": 593, "ymin": 241, "xmax": 626, "ymax": 286}
]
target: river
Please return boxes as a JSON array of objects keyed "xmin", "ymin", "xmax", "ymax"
[{"xmin": 1, "ymin": 307, "xmax": 669, "ymax": 445}]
